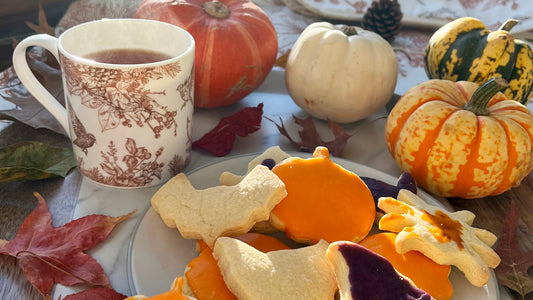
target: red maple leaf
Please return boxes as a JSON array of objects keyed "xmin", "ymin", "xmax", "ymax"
[
  {"xmin": 495, "ymin": 200, "xmax": 533, "ymax": 298},
  {"xmin": 0, "ymin": 193, "xmax": 135, "ymax": 300},
  {"xmin": 59, "ymin": 287, "xmax": 127, "ymax": 300},
  {"xmin": 193, "ymin": 103, "xmax": 263, "ymax": 156}
]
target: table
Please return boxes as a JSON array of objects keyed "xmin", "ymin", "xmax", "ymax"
[{"xmin": 1, "ymin": 1, "xmax": 533, "ymax": 299}]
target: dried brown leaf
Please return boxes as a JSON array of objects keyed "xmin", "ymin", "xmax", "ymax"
[
  {"xmin": 274, "ymin": 49, "xmax": 291, "ymax": 68},
  {"xmin": 0, "ymin": 55, "xmax": 65, "ymax": 134},
  {"xmin": 495, "ymin": 200, "xmax": 533, "ymax": 298},
  {"xmin": 266, "ymin": 115, "xmax": 352, "ymax": 157},
  {"xmin": 24, "ymin": 3, "xmax": 56, "ymax": 36}
]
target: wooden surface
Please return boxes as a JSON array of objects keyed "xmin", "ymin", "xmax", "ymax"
[{"xmin": 449, "ymin": 172, "xmax": 533, "ymax": 250}]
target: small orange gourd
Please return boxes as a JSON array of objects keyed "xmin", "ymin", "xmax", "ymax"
[
  {"xmin": 385, "ymin": 77, "xmax": 533, "ymax": 198},
  {"xmin": 185, "ymin": 233, "xmax": 290, "ymax": 300},
  {"xmin": 360, "ymin": 232, "xmax": 453, "ymax": 300},
  {"xmin": 270, "ymin": 147, "xmax": 375, "ymax": 244}
]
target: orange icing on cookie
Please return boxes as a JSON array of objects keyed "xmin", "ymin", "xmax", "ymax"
[
  {"xmin": 185, "ymin": 233, "xmax": 290, "ymax": 299},
  {"xmin": 270, "ymin": 147, "xmax": 375, "ymax": 243},
  {"xmin": 144, "ymin": 277, "xmax": 189, "ymax": 300},
  {"xmin": 360, "ymin": 232, "xmax": 453, "ymax": 300},
  {"xmin": 186, "ymin": 247, "xmax": 236, "ymax": 300}
]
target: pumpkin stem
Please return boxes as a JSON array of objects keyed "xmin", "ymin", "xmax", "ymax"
[
  {"xmin": 463, "ymin": 77, "xmax": 509, "ymax": 116},
  {"xmin": 498, "ymin": 19, "xmax": 518, "ymax": 32},
  {"xmin": 203, "ymin": 1, "xmax": 231, "ymax": 19},
  {"xmin": 339, "ymin": 25, "xmax": 358, "ymax": 36}
]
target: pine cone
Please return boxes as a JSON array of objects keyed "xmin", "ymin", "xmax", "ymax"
[{"xmin": 362, "ymin": 0, "xmax": 403, "ymax": 42}]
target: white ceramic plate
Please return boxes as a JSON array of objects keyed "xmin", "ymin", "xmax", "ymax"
[{"xmin": 127, "ymin": 153, "xmax": 499, "ymax": 299}]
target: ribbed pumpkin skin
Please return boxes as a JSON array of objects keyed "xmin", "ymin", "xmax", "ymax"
[
  {"xmin": 424, "ymin": 17, "xmax": 533, "ymax": 105},
  {"xmin": 385, "ymin": 79, "xmax": 533, "ymax": 199},
  {"xmin": 135, "ymin": 0, "xmax": 278, "ymax": 108}
]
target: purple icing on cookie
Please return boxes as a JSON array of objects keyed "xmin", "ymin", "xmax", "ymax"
[
  {"xmin": 337, "ymin": 241, "xmax": 434, "ymax": 300},
  {"xmin": 261, "ymin": 158, "xmax": 276, "ymax": 170}
]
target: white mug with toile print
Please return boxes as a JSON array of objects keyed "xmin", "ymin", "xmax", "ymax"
[{"xmin": 12, "ymin": 18, "xmax": 195, "ymax": 188}]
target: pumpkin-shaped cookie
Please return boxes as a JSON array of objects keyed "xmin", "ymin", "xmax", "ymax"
[{"xmin": 270, "ymin": 147, "xmax": 375, "ymax": 243}]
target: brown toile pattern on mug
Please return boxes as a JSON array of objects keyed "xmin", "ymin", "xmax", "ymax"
[
  {"xmin": 60, "ymin": 54, "xmax": 181, "ymax": 138},
  {"xmin": 60, "ymin": 54, "xmax": 194, "ymax": 187},
  {"xmin": 77, "ymin": 138, "xmax": 165, "ymax": 187}
]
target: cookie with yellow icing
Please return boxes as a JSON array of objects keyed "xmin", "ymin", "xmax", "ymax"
[{"xmin": 378, "ymin": 189, "xmax": 500, "ymax": 287}]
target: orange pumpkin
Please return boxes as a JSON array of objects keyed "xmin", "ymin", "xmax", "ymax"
[
  {"xmin": 135, "ymin": 0, "xmax": 278, "ymax": 108},
  {"xmin": 385, "ymin": 77, "xmax": 533, "ymax": 198}
]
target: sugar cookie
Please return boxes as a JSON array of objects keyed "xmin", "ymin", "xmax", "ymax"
[
  {"xmin": 378, "ymin": 189, "xmax": 500, "ymax": 287},
  {"xmin": 151, "ymin": 165, "xmax": 287, "ymax": 247}
]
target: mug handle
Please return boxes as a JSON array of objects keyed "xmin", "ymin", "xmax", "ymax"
[{"xmin": 12, "ymin": 34, "xmax": 70, "ymax": 137}]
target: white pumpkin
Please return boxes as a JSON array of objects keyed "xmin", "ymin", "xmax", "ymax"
[{"xmin": 285, "ymin": 22, "xmax": 398, "ymax": 123}]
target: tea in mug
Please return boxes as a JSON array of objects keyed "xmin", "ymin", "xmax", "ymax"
[{"xmin": 85, "ymin": 48, "xmax": 172, "ymax": 64}]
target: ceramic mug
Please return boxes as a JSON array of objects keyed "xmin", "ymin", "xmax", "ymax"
[{"xmin": 12, "ymin": 19, "xmax": 195, "ymax": 188}]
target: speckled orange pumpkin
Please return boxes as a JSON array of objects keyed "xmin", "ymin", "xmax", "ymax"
[{"xmin": 385, "ymin": 77, "xmax": 533, "ymax": 199}]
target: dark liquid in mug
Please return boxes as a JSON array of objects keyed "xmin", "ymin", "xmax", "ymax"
[{"xmin": 85, "ymin": 49, "xmax": 172, "ymax": 64}]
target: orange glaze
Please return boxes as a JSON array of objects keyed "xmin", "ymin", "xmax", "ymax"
[
  {"xmin": 143, "ymin": 277, "xmax": 190, "ymax": 300},
  {"xmin": 360, "ymin": 232, "xmax": 453, "ymax": 300},
  {"xmin": 421, "ymin": 210, "xmax": 464, "ymax": 249},
  {"xmin": 185, "ymin": 247, "xmax": 236, "ymax": 300},
  {"xmin": 270, "ymin": 147, "xmax": 375, "ymax": 244},
  {"xmin": 185, "ymin": 233, "xmax": 291, "ymax": 300}
]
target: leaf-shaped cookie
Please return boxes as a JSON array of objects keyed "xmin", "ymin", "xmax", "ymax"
[
  {"xmin": 378, "ymin": 189, "xmax": 500, "ymax": 287},
  {"xmin": 212, "ymin": 237, "xmax": 336, "ymax": 300},
  {"xmin": 151, "ymin": 165, "xmax": 287, "ymax": 247}
]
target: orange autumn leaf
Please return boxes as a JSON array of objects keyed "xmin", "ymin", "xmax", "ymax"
[{"xmin": 0, "ymin": 193, "xmax": 135, "ymax": 299}]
